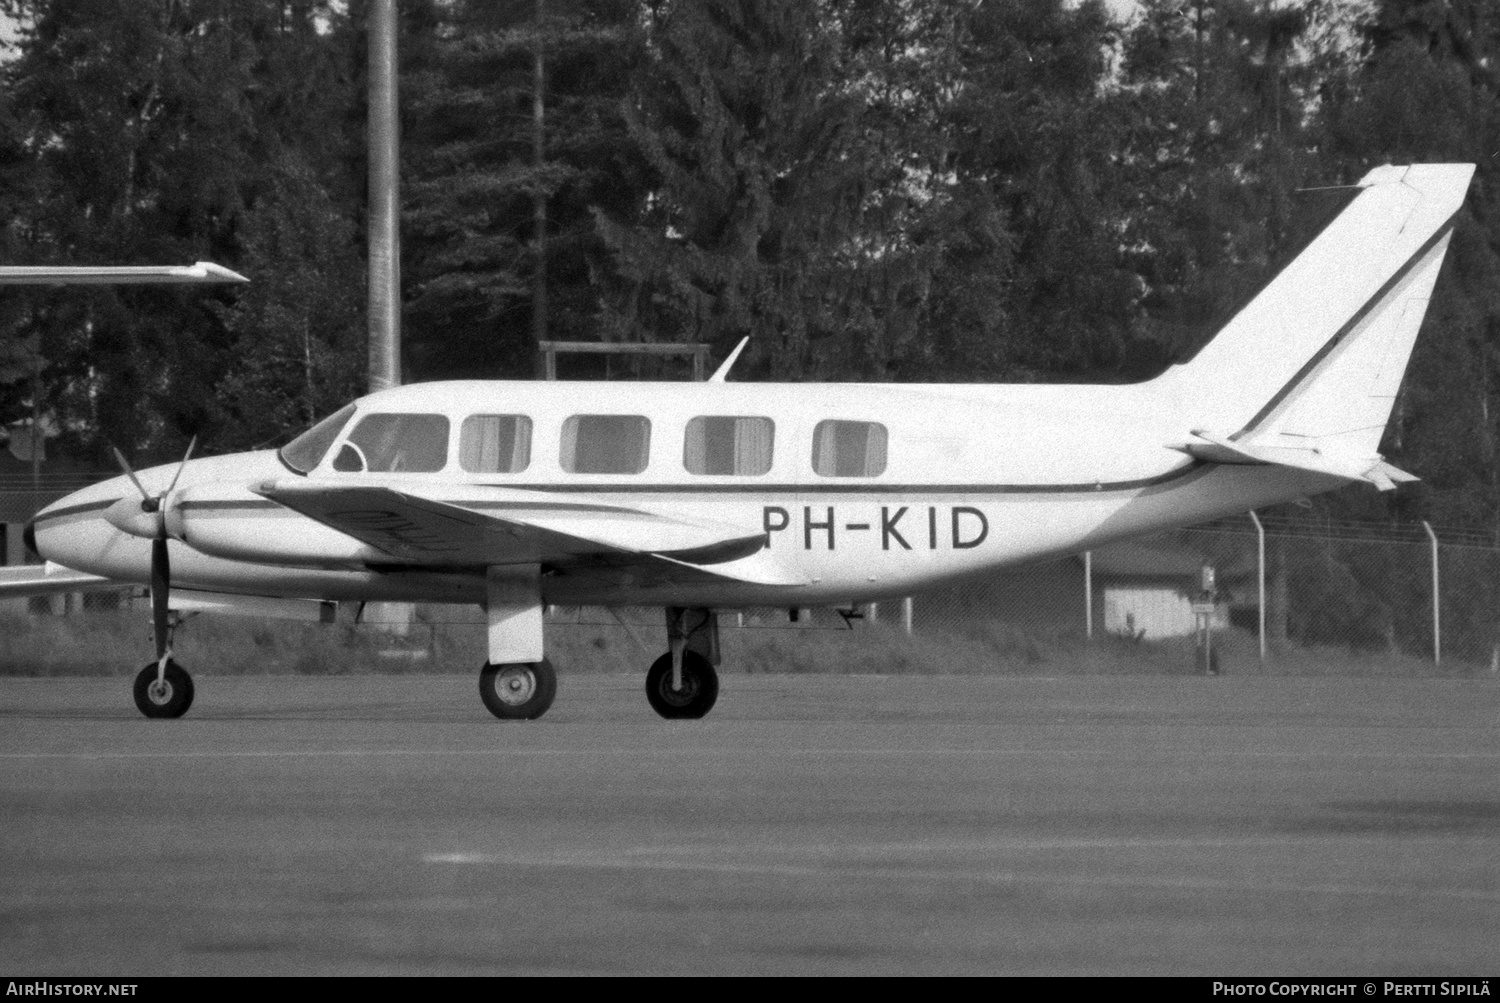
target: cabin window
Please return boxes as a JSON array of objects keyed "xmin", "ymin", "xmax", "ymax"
[
  {"xmin": 811, "ymin": 419, "xmax": 887, "ymax": 477},
  {"xmin": 280, "ymin": 403, "xmax": 356, "ymax": 474},
  {"xmin": 684, "ymin": 416, "xmax": 774, "ymax": 475},
  {"xmin": 560, "ymin": 415, "xmax": 650, "ymax": 474},
  {"xmin": 459, "ymin": 415, "xmax": 532, "ymax": 473},
  {"xmin": 332, "ymin": 413, "xmax": 450, "ymax": 473}
]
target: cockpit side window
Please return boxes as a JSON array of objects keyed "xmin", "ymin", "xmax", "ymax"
[
  {"xmin": 279, "ymin": 404, "xmax": 356, "ymax": 474},
  {"xmin": 333, "ymin": 413, "xmax": 450, "ymax": 473}
]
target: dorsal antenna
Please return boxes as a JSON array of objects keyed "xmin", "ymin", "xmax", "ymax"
[{"xmin": 707, "ymin": 337, "xmax": 750, "ymax": 382}]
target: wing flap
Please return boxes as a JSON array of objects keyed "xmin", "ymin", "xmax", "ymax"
[{"xmin": 649, "ymin": 550, "xmax": 809, "ymax": 587}]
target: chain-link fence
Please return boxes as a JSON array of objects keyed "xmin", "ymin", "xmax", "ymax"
[{"xmin": 900, "ymin": 515, "xmax": 1500, "ymax": 670}]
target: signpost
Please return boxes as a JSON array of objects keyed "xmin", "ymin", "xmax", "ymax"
[{"xmin": 1195, "ymin": 565, "xmax": 1219, "ymax": 675}]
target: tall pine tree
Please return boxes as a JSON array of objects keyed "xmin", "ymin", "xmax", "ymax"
[
  {"xmin": 402, "ymin": 0, "xmax": 643, "ymax": 381},
  {"xmin": 0, "ymin": 0, "xmax": 367, "ymax": 460},
  {"xmin": 596, "ymin": 0, "xmax": 963, "ymax": 381},
  {"xmin": 1322, "ymin": 0, "xmax": 1500, "ymax": 529}
]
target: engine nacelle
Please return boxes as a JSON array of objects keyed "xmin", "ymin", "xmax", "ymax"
[{"xmin": 171, "ymin": 483, "xmax": 385, "ymax": 568}]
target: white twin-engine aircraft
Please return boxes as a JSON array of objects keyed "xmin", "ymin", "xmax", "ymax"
[{"xmin": 11, "ymin": 163, "xmax": 1475, "ymax": 721}]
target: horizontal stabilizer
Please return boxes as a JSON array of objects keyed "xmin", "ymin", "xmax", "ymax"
[
  {"xmin": 1171, "ymin": 430, "xmax": 1418, "ymax": 492},
  {"xmin": 1360, "ymin": 460, "xmax": 1421, "ymax": 493}
]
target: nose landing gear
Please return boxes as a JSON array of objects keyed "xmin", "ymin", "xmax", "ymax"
[
  {"xmin": 113, "ymin": 440, "xmax": 197, "ymax": 719},
  {"xmin": 132, "ymin": 659, "xmax": 194, "ymax": 719}
]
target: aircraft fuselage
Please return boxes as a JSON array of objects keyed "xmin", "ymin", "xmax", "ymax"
[{"xmin": 32, "ymin": 378, "xmax": 1337, "ymax": 608}]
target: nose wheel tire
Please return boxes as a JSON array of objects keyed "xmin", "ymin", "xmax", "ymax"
[
  {"xmin": 132, "ymin": 660, "xmax": 194, "ymax": 719},
  {"xmin": 479, "ymin": 659, "xmax": 557, "ymax": 720},
  {"xmin": 645, "ymin": 651, "xmax": 718, "ymax": 720}
]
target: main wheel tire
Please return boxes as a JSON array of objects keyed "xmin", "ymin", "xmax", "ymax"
[
  {"xmin": 645, "ymin": 651, "xmax": 718, "ymax": 720},
  {"xmin": 132, "ymin": 660, "xmax": 194, "ymax": 719},
  {"xmin": 479, "ymin": 659, "xmax": 557, "ymax": 720}
]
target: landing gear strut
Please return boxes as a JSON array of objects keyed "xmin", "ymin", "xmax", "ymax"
[
  {"xmin": 131, "ymin": 540, "xmax": 194, "ymax": 718},
  {"xmin": 479, "ymin": 564, "xmax": 553, "ymax": 720},
  {"xmin": 647, "ymin": 607, "xmax": 720, "ymax": 719}
]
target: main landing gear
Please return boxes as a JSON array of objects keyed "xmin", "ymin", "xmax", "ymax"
[
  {"xmin": 645, "ymin": 607, "xmax": 720, "ymax": 719},
  {"xmin": 479, "ymin": 659, "xmax": 557, "ymax": 720},
  {"xmin": 645, "ymin": 650, "xmax": 718, "ymax": 719},
  {"xmin": 477, "ymin": 570, "xmax": 723, "ymax": 722}
]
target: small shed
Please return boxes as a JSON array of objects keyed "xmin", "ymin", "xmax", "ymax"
[
  {"xmin": 1091, "ymin": 539, "xmax": 1231, "ymax": 639},
  {"xmin": 910, "ymin": 535, "xmax": 1251, "ymax": 638}
]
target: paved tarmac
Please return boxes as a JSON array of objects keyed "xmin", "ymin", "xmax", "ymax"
[{"xmin": 1, "ymin": 672, "xmax": 1498, "ymax": 976}]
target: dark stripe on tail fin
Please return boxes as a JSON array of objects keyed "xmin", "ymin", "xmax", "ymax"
[{"xmin": 1231, "ymin": 212, "xmax": 1459, "ymax": 440}]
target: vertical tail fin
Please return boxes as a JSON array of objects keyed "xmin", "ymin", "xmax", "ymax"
[{"xmin": 1153, "ymin": 164, "xmax": 1474, "ymax": 468}]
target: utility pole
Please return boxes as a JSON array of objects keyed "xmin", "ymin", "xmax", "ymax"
[
  {"xmin": 532, "ymin": 0, "xmax": 548, "ymax": 377},
  {"xmin": 366, "ymin": 0, "xmax": 411, "ymax": 634},
  {"xmin": 29, "ymin": 351, "xmax": 40, "ymax": 528},
  {"xmin": 1193, "ymin": 0, "xmax": 1207, "ymax": 108},
  {"xmin": 368, "ymin": 0, "xmax": 401, "ymax": 391}
]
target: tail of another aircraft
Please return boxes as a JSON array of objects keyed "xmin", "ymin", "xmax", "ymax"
[{"xmin": 1150, "ymin": 163, "xmax": 1475, "ymax": 489}]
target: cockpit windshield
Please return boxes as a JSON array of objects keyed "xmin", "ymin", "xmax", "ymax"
[
  {"xmin": 279, "ymin": 404, "xmax": 357, "ymax": 474},
  {"xmin": 331, "ymin": 413, "xmax": 450, "ymax": 473}
]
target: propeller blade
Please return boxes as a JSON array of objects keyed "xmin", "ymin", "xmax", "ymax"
[
  {"xmin": 150, "ymin": 538, "xmax": 171, "ymax": 662},
  {"xmin": 163, "ymin": 435, "xmax": 198, "ymax": 496},
  {"xmin": 110, "ymin": 445, "xmax": 152, "ymax": 504}
]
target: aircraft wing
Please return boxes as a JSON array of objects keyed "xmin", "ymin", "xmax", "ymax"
[
  {"xmin": 0, "ymin": 262, "xmax": 248, "ymax": 285},
  {"xmin": 254, "ymin": 482, "xmax": 807, "ymax": 586},
  {"xmin": 0, "ymin": 562, "xmax": 123, "ymax": 597}
]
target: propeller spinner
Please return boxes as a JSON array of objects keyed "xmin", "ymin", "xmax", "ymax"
[{"xmin": 103, "ymin": 438, "xmax": 195, "ymax": 540}]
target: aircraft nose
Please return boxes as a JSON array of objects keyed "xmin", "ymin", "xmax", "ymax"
[{"xmin": 28, "ymin": 476, "xmax": 133, "ymax": 566}]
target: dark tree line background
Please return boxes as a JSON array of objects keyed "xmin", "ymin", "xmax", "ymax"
[{"xmin": 1, "ymin": 0, "xmax": 1498, "ymax": 536}]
